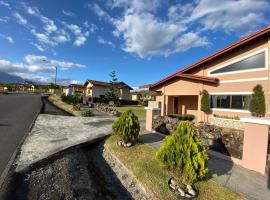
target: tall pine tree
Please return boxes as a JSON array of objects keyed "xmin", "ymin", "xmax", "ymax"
[{"xmin": 106, "ymin": 71, "xmax": 120, "ymax": 105}]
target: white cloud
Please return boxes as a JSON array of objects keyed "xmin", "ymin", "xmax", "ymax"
[
  {"xmin": 113, "ymin": 13, "xmax": 188, "ymax": 58},
  {"xmin": 90, "ymin": 3, "xmax": 114, "ymax": 23},
  {"xmin": 62, "ymin": 10, "xmax": 75, "ymax": 17},
  {"xmin": 63, "ymin": 22, "xmax": 90, "ymax": 46},
  {"xmin": 0, "ymin": 1, "xmax": 10, "ymax": 9},
  {"xmin": 13, "ymin": 12, "xmax": 27, "ymax": 25},
  {"xmin": 173, "ymin": 32, "xmax": 209, "ymax": 53},
  {"xmin": 0, "ymin": 56, "xmax": 84, "ymax": 85},
  {"xmin": 24, "ymin": 55, "xmax": 85, "ymax": 70},
  {"xmin": 189, "ymin": 0, "xmax": 269, "ymax": 34},
  {"xmin": 31, "ymin": 29, "xmax": 57, "ymax": 46},
  {"xmin": 108, "ymin": 0, "xmax": 161, "ymax": 13},
  {"xmin": 0, "ymin": 16, "xmax": 9, "ymax": 23},
  {"xmin": 97, "ymin": 36, "xmax": 115, "ymax": 48},
  {"xmin": 31, "ymin": 43, "xmax": 45, "ymax": 52},
  {"xmin": 91, "ymin": 0, "xmax": 269, "ymax": 58},
  {"xmin": 0, "ymin": 33, "xmax": 14, "ymax": 43}
]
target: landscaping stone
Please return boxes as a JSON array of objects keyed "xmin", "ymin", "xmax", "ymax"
[
  {"xmin": 193, "ymin": 123, "xmax": 244, "ymax": 159},
  {"xmin": 95, "ymin": 103, "xmax": 121, "ymax": 116}
]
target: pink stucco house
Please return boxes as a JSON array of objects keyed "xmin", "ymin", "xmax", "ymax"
[{"xmin": 150, "ymin": 24, "xmax": 270, "ymax": 122}]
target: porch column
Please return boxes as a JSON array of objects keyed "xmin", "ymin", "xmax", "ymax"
[
  {"xmin": 240, "ymin": 117, "xmax": 270, "ymax": 174},
  {"xmin": 197, "ymin": 93, "xmax": 202, "ymax": 122},
  {"xmin": 145, "ymin": 107, "xmax": 161, "ymax": 132}
]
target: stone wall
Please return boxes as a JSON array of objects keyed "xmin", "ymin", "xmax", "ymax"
[
  {"xmin": 209, "ymin": 117, "xmax": 244, "ymax": 130},
  {"xmin": 153, "ymin": 115, "xmax": 181, "ymax": 134},
  {"xmin": 193, "ymin": 123, "xmax": 244, "ymax": 159},
  {"xmin": 95, "ymin": 103, "xmax": 120, "ymax": 116}
]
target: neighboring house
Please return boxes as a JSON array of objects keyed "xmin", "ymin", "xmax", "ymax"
[
  {"xmin": 131, "ymin": 84, "xmax": 156, "ymax": 101},
  {"xmin": 84, "ymin": 80, "xmax": 132, "ymax": 100},
  {"xmin": 150, "ymin": 24, "xmax": 270, "ymax": 122},
  {"xmin": 64, "ymin": 84, "xmax": 85, "ymax": 96}
]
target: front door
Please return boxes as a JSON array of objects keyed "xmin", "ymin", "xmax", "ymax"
[{"xmin": 174, "ymin": 97, "xmax": 179, "ymax": 114}]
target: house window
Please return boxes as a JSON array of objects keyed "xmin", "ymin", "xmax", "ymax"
[
  {"xmin": 210, "ymin": 95, "xmax": 251, "ymax": 110},
  {"xmin": 210, "ymin": 51, "xmax": 265, "ymax": 75}
]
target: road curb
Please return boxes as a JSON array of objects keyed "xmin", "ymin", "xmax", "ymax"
[{"xmin": 0, "ymin": 96, "xmax": 43, "ymax": 192}]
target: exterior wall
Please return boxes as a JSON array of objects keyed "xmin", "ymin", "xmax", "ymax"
[
  {"xmin": 92, "ymin": 85, "xmax": 110, "ymax": 98},
  {"xmin": 120, "ymin": 87, "xmax": 131, "ymax": 100},
  {"xmin": 179, "ymin": 96, "xmax": 198, "ymax": 117},
  {"xmin": 153, "ymin": 37, "xmax": 270, "ymax": 121}
]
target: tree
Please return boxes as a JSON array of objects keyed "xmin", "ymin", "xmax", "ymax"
[
  {"xmin": 106, "ymin": 71, "xmax": 120, "ymax": 105},
  {"xmin": 250, "ymin": 84, "xmax": 265, "ymax": 117},
  {"xmin": 112, "ymin": 110, "xmax": 140, "ymax": 144},
  {"xmin": 156, "ymin": 121, "xmax": 208, "ymax": 185},
  {"xmin": 200, "ymin": 89, "xmax": 210, "ymax": 113}
]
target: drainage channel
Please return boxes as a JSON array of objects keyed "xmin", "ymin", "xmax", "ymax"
[{"xmin": 1, "ymin": 97, "xmax": 133, "ymax": 200}]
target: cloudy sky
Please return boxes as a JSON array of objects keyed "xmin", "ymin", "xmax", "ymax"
[{"xmin": 0, "ymin": 0, "xmax": 269, "ymax": 86}]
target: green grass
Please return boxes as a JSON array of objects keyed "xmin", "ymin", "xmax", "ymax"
[
  {"xmin": 116, "ymin": 105, "xmax": 146, "ymax": 120},
  {"xmin": 105, "ymin": 135, "xmax": 243, "ymax": 200}
]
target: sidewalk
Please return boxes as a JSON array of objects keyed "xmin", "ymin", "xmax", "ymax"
[{"xmin": 139, "ymin": 131, "xmax": 270, "ymax": 200}]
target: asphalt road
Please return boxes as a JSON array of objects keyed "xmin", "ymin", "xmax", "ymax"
[{"xmin": 0, "ymin": 94, "xmax": 42, "ymax": 179}]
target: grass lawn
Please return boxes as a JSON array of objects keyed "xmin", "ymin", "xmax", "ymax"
[
  {"xmin": 48, "ymin": 95, "xmax": 89, "ymax": 116},
  {"xmin": 116, "ymin": 105, "xmax": 146, "ymax": 120},
  {"xmin": 105, "ymin": 135, "xmax": 243, "ymax": 200}
]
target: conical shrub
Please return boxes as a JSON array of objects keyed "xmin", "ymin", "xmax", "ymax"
[
  {"xmin": 112, "ymin": 110, "xmax": 140, "ymax": 143},
  {"xmin": 250, "ymin": 84, "xmax": 265, "ymax": 117},
  {"xmin": 156, "ymin": 121, "xmax": 208, "ymax": 185}
]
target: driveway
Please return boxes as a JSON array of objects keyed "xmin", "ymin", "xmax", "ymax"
[{"xmin": 0, "ymin": 94, "xmax": 42, "ymax": 181}]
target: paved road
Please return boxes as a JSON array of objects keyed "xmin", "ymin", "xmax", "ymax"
[{"xmin": 0, "ymin": 94, "xmax": 42, "ymax": 179}]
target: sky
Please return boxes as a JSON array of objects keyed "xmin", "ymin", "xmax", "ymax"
[{"xmin": 0, "ymin": 0, "xmax": 270, "ymax": 86}]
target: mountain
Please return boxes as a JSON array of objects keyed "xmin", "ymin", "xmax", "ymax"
[{"xmin": 0, "ymin": 72, "xmax": 24, "ymax": 84}]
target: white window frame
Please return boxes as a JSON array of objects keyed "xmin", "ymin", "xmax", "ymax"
[
  {"xmin": 208, "ymin": 48, "xmax": 268, "ymax": 76},
  {"xmin": 209, "ymin": 92, "xmax": 252, "ymax": 113}
]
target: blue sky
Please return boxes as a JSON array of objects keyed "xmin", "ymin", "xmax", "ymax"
[{"xmin": 0, "ymin": 0, "xmax": 270, "ymax": 86}]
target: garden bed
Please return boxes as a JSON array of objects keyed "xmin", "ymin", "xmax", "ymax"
[{"xmin": 105, "ymin": 135, "xmax": 243, "ymax": 200}]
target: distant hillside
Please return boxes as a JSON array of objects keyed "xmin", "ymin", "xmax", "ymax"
[{"xmin": 0, "ymin": 72, "xmax": 24, "ymax": 84}]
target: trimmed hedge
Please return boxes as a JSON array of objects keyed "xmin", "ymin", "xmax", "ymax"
[
  {"xmin": 168, "ymin": 114, "xmax": 195, "ymax": 121},
  {"xmin": 119, "ymin": 99, "xmax": 138, "ymax": 105},
  {"xmin": 61, "ymin": 95, "xmax": 80, "ymax": 105}
]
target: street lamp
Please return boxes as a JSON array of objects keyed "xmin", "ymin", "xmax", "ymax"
[{"xmin": 42, "ymin": 59, "xmax": 57, "ymax": 86}]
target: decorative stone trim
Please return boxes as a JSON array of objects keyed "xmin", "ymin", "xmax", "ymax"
[
  {"xmin": 103, "ymin": 148, "xmax": 153, "ymax": 200},
  {"xmin": 209, "ymin": 117, "xmax": 244, "ymax": 130},
  {"xmin": 240, "ymin": 117, "xmax": 270, "ymax": 125}
]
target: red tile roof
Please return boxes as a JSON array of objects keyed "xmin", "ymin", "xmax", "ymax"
[
  {"xmin": 139, "ymin": 84, "xmax": 152, "ymax": 89},
  {"xmin": 150, "ymin": 24, "xmax": 270, "ymax": 89},
  {"xmin": 84, "ymin": 80, "xmax": 132, "ymax": 90}
]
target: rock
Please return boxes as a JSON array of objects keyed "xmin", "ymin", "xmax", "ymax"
[
  {"xmin": 126, "ymin": 142, "xmax": 132, "ymax": 147},
  {"xmin": 185, "ymin": 193, "xmax": 192, "ymax": 198},
  {"xmin": 170, "ymin": 178, "xmax": 176, "ymax": 186},
  {"xmin": 177, "ymin": 187, "xmax": 185, "ymax": 196},
  {"xmin": 187, "ymin": 185, "xmax": 196, "ymax": 197},
  {"xmin": 169, "ymin": 184, "xmax": 176, "ymax": 190}
]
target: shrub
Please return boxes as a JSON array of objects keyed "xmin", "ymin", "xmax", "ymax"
[
  {"xmin": 61, "ymin": 95, "xmax": 80, "ymax": 105},
  {"xmin": 112, "ymin": 110, "xmax": 140, "ymax": 143},
  {"xmin": 250, "ymin": 84, "xmax": 265, "ymax": 117},
  {"xmin": 120, "ymin": 99, "xmax": 139, "ymax": 105},
  {"xmin": 168, "ymin": 114, "xmax": 195, "ymax": 121},
  {"xmin": 200, "ymin": 90, "xmax": 210, "ymax": 113},
  {"xmin": 156, "ymin": 121, "xmax": 208, "ymax": 185},
  {"xmin": 72, "ymin": 103, "xmax": 81, "ymax": 111},
  {"xmin": 81, "ymin": 109, "xmax": 94, "ymax": 117}
]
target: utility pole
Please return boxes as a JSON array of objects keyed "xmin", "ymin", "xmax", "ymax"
[{"xmin": 55, "ymin": 66, "xmax": 57, "ymax": 85}]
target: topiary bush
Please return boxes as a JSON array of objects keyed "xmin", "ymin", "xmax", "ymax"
[
  {"xmin": 200, "ymin": 89, "xmax": 210, "ymax": 113},
  {"xmin": 250, "ymin": 84, "xmax": 265, "ymax": 117},
  {"xmin": 112, "ymin": 110, "xmax": 140, "ymax": 144},
  {"xmin": 156, "ymin": 121, "xmax": 208, "ymax": 185},
  {"xmin": 72, "ymin": 103, "xmax": 81, "ymax": 111}
]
